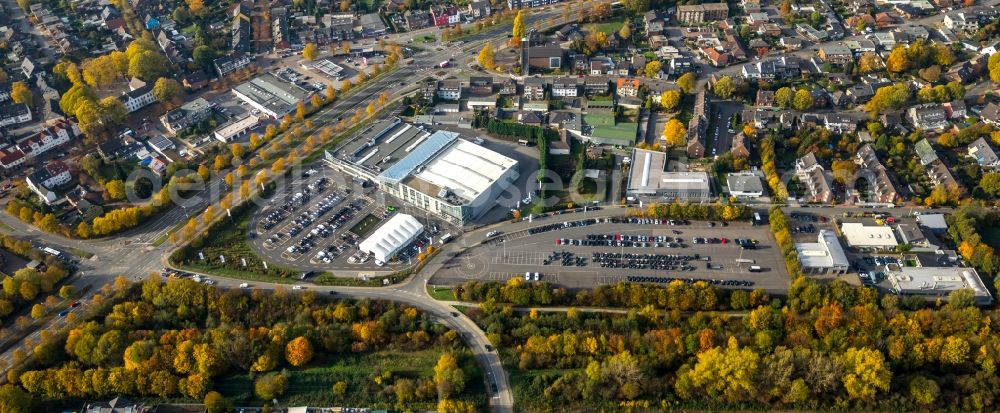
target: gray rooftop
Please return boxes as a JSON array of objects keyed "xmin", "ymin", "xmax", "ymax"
[{"xmin": 337, "ymin": 118, "xmax": 433, "ymax": 172}]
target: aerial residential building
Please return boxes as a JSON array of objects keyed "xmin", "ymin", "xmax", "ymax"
[
  {"xmin": 968, "ymin": 137, "xmax": 1000, "ymax": 169},
  {"xmin": 686, "ymin": 90, "xmax": 708, "ymax": 158},
  {"xmin": 676, "ymin": 3, "xmax": 729, "ymax": 25},
  {"xmin": 615, "ymin": 78, "xmax": 641, "ymax": 98},
  {"xmin": 161, "ymin": 98, "xmax": 212, "ymax": 134},
  {"xmin": 914, "ymin": 139, "xmax": 939, "ymax": 166},
  {"xmin": 523, "ymin": 77, "xmax": 547, "ymax": 101},
  {"xmin": 551, "ymin": 78, "xmax": 579, "ymax": 97},
  {"xmin": 855, "ymin": 144, "xmax": 899, "ymax": 204},
  {"xmin": 526, "ymin": 46, "xmax": 564, "ymax": 72},
  {"xmin": 468, "ymin": 0, "xmax": 492, "ymax": 18},
  {"xmin": 795, "ymin": 153, "xmax": 835, "ymax": 204},
  {"xmin": 118, "ymin": 80, "xmax": 155, "ymax": 113},
  {"xmin": 231, "ymin": 4, "xmax": 252, "ymax": 53},
  {"xmin": 908, "ymin": 104, "xmax": 949, "ymax": 131},
  {"xmin": 436, "ymin": 80, "xmax": 463, "ymax": 100},
  {"xmin": 818, "ymin": 45, "xmax": 854, "ymax": 65},
  {"xmin": 214, "ymin": 53, "xmax": 254, "ymax": 78},
  {"xmin": 26, "ymin": 160, "xmax": 72, "ymax": 205},
  {"xmin": 0, "ymin": 103, "xmax": 31, "ymax": 127}
]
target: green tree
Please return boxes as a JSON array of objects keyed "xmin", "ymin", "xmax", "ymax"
[
  {"xmin": 128, "ymin": 50, "xmax": 169, "ymax": 81},
  {"xmin": 675, "ymin": 337, "xmax": 760, "ymax": 402},
  {"xmin": 792, "ymin": 89, "xmax": 812, "ymax": 110},
  {"xmin": 713, "ymin": 76, "xmax": 735, "ymax": 99},
  {"xmin": 981, "ymin": 172, "xmax": 1000, "ymax": 198},
  {"xmin": 303, "ymin": 43, "xmax": 319, "ymax": 61},
  {"xmin": 619, "ymin": 22, "xmax": 632, "ymax": 40},
  {"xmin": 662, "ymin": 118, "xmax": 687, "ymax": 146},
  {"xmin": 774, "ymin": 87, "xmax": 793, "ymax": 108},
  {"xmin": 204, "ymin": 391, "xmax": 233, "ymax": 413},
  {"xmin": 660, "ymin": 90, "xmax": 680, "ymax": 110},
  {"xmin": 433, "ymin": 353, "xmax": 466, "ymax": 399},
  {"xmin": 512, "ymin": 11, "xmax": 526, "ymax": 45},
  {"xmin": 644, "ymin": 60, "xmax": 662, "ymax": 78},
  {"xmin": 0, "ymin": 384, "xmax": 35, "ymax": 412},
  {"xmin": 10, "ymin": 82, "xmax": 32, "ymax": 108},
  {"xmin": 153, "ymin": 78, "xmax": 182, "ymax": 103},
  {"xmin": 58, "ymin": 285, "xmax": 76, "ymax": 299},
  {"xmin": 106, "ymin": 179, "xmax": 126, "ymax": 200},
  {"xmin": 865, "ymin": 84, "xmax": 911, "ymax": 115},
  {"xmin": 30, "ymin": 304, "xmax": 46, "ymax": 319},
  {"xmin": 677, "ymin": 72, "xmax": 696, "ymax": 94},
  {"xmin": 909, "ymin": 376, "xmax": 939, "ymax": 406},
  {"xmin": 192, "ymin": 46, "xmax": 218, "ymax": 71},
  {"xmin": 840, "ymin": 347, "xmax": 891, "ymax": 401},
  {"xmin": 477, "ymin": 43, "xmax": 496, "ymax": 70},
  {"xmin": 254, "ymin": 372, "xmax": 288, "ymax": 400}
]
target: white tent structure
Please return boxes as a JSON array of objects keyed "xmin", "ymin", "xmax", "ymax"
[{"xmin": 358, "ymin": 213, "xmax": 424, "ymax": 263}]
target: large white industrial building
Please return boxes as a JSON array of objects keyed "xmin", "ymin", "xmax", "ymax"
[
  {"xmin": 325, "ymin": 119, "xmax": 519, "ymax": 226},
  {"xmin": 887, "ymin": 266, "xmax": 993, "ymax": 305},
  {"xmin": 795, "ymin": 230, "xmax": 849, "ymax": 274},
  {"xmin": 358, "ymin": 213, "xmax": 425, "ymax": 263}
]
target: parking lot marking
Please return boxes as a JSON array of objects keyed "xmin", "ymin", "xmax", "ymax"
[{"xmin": 491, "ymin": 251, "xmax": 544, "ymax": 266}]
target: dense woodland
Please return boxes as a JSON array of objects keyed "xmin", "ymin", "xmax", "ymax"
[
  {"xmin": 459, "ymin": 278, "xmax": 1000, "ymax": 412},
  {"xmin": 5, "ymin": 278, "xmax": 481, "ymax": 411}
]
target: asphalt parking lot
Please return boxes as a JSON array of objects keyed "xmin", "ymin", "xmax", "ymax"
[
  {"xmin": 432, "ymin": 218, "xmax": 790, "ymax": 293},
  {"xmin": 248, "ymin": 164, "xmax": 458, "ymax": 275}
]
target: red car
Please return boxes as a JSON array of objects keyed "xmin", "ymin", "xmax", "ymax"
[
  {"xmin": 70, "ymin": 301, "xmax": 80, "ymax": 308},
  {"xmin": 721, "ymin": 238, "xmax": 729, "ymax": 244}
]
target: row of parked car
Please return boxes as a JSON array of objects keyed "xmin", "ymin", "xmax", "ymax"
[
  {"xmin": 591, "ymin": 252, "xmax": 702, "ymax": 271},
  {"xmin": 543, "ymin": 251, "xmax": 585, "ymax": 266}
]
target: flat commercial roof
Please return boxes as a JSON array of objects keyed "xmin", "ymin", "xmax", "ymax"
[
  {"xmin": 234, "ymin": 73, "xmax": 311, "ymax": 116},
  {"xmin": 841, "ymin": 222, "xmax": 898, "ymax": 247},
  {"xmin": 215, "ymin": 114, "xmax": 259, "ymax": 139},
  {"xmin": 627, "ymin": 149, "xmax": 709, "ymax": 193},
  {"xmin": 796, "ymin": 230, "xmax": 849, "ymax": 269},
  {"xmin": 380, "ymin": 130, "xmax": 458, "ymax": 183},
  {"xmin": 358, "ymin": 213, "xmax": 424, "ymax": 263},
  {"xmin": 415, "ymin": 139, "xmax": 517, "ymax": 203},
  {"xmin": 889, "ymin": 266, "xmax": 992, "ymax": 303},
  {"xmin": 338, "ymin": 119, "xmax": 433, "ymax": 172}
]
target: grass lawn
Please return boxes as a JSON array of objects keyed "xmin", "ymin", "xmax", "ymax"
[
  {"xmin": 427, "ymin": 285, "xmax": 457, "ymax": 301},
  {"xmin": 66, "ymin": 247, "xmax": 94, "ymax": 259},
  {"xmin": 180, "ymin": 24, "xmax": 197, "ymax": 35},
  {"xmin": 175, "ymin": 205, "xmax": 303, "ymax": 281},
  {"xmin": 595, "ymin": 17, "xmax": 627, "ymax": 35},
  {"xmin": 585, "ymin": 113, "xmax": 637, "ymax": 145},
  {"xmin": 214, "ymin": 348, "xmax": 485, "ymax": 408},
  {"xmin": 350, "ymin": 213, "xmax": 384, "ymax": 237}
]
